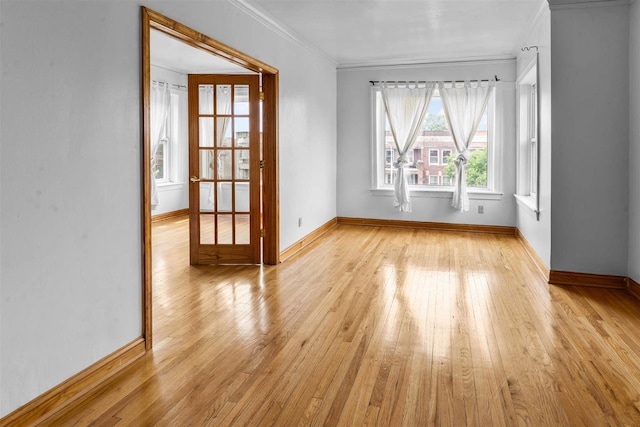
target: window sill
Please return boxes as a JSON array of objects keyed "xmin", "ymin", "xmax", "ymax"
[
  {"xmin": 157, "ymin": 181, "xmax": 186, "ymax": 190},
  {"xmin": 514, "ymin": 194, "xmax": 538, "ymax": 213},
  {"xmin": 370, "ymin": 188, "xmax": 503, "ymax": 201}
]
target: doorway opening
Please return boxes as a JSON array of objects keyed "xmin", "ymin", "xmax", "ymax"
[{"xmin": 142, "ymin": 7, "xmax": 280, "ymax": 349}]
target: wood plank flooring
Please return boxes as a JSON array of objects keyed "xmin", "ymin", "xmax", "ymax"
[{"xmin": 44, "ymin": 217, "xmax": 640, "ymax": 426}]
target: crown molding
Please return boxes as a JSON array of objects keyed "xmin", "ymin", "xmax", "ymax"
[
  {"xmin": 516, "ymin": 0, "xmax": 549, "ymax": 56},
  {"xmin": 548, "ymin": 0, "xmax": 631, "ymax": 10},
  {"xmin": 227, "ymin": 0, "xmax": 338, "ymax": 67},
  {"xmin": 337, "ymin": 55, "xmax": 515, "ymax": 72}
]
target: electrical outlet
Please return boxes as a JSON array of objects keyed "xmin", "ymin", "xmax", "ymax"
[
  {"xmin": 478, "ymin": 205, "xmax": 484, "ymax": 214},
  {"xmin": 298, "ymin": 217, "xmax": 303, "ymax": 227}
]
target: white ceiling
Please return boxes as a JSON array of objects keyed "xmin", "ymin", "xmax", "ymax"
[
  {"xmin": 151, "ymin": 1, "xmax": 547, "ymax": 72},
  {"xmin": 241, "ymin": 0, "xmax": 546, "ymax": 67},
  {"xmin": 151, "ymin": 29, "xmax": 255, "ymax": 74}
]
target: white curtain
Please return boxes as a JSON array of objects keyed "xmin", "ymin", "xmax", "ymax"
[
  {"xmin": 151, "ymin": 82, "xmax": 171, "ymax": 210},
  {"xmin": 438, "ymin": 80, "xmax": 494, "ymax": 212},
  {"xmin": 380, "ymin": 82, "xmax": 434, "ymax": 212}
]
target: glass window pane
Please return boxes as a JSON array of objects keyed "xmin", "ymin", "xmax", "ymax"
[
  {"xmin": 153, "ymin": 143, "xmax": 165, "ymax": 180},
  {"xmin": 199, "ymin": 182, "xmax": 214, "ymax": 212},
  {"xmin": 216, "ymin": 85, "xmax": 232, "ymax": 115},
  {"xmin": 234, "ymin": 85, "xmax": 249, "ymax": 115},
  {"xmin": 235, "ymin": 214, "xmax": 250, "ymax": 244},
  {"xmin": 218, "ymin": 214, "xmax": 233, "ymax": 244},
  {"xmin": 235, "ymin": 131, "xmax": 249, "ymax": 147},
  {"xmin": 199, "ymin": 150, "xmax": 215, "ymax": 179},
  {"xmin": 217, "ymin": 182, "xmax": 232, "ymax": 213},
  {"xmin": 200, "ymin": 214, "xmax": 215, "ymax": 244},
  {"xmin": 235, "ymin": 182, "xmax": 250, "ymax": 212},
  {"xmin": 216, "ymin": 118, "xmax": 232, "ymax": 147},
  {"xmin": 235, "ymin": 150, "xmax": 250, "ymax": 180},
  {"xmin": 199, "ymin": 85, "xmax": 213, "ymax": 114},
  {"xmin": 217, "ymin": 150, "xmax": 232, "ymax": 180},
  {"xmin": 234, "ymin": 118, "xmax": 250, "ymax": 147},
  {"xmin": 199, "ymin": 118, "xmax": 214, "ymax": 147}
]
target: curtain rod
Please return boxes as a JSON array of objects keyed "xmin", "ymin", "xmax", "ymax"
[
  {"xmin": 369, "ymin": 75, "xmax": 499, "ymax": 85},
  {"xmin": 152, "ymin": 80, "xmax": 187, "ymax": 90}
]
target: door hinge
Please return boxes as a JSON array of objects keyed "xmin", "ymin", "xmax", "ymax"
[
  {"xmin": 260, "ymin": 229, "xmax": 264, "ymax": 237},
  {"xmin": 259, "ymin": 91, "xmax": 265, "ymax": 101},
  {"xmin": 259, "ymin": 160, "xmax": 265, "ymax": 169}
]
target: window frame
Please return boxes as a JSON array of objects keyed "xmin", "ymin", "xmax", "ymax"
[
  {"xmin": 428, "ymin": 149, "xmax": 439, "ymax": 166},
  {"xmin": 371, "ymin": 84, "xmax": 501, "ymax": 198},
  {"xmin": 529, "ymin": 83, "xmax": 538, "ymax": 197},
  {"xmin": 154, "ymin": 107, "xmax": 171, "ymax": 184},
  {"xmin": 442, "ymin": 149, "xmax": 452, "ymax": 166},
  {"xmin": 515, "ymin": 56, "xmax": 540, "ymax": 215}
]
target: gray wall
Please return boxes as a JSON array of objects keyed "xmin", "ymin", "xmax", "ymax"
[
  {"xmin": 337, "ymin": 61, "xmax": 517, "ymax": 226},
  {"xmin": 0, "ymin": 0, "xmax": 337, "ymax": 416},
  {"xmin": 630, "ymin": 0, "xmax": 640, "ymax": 282},
  {"xmin": 550, "ymin": 2, "xmax": 629, "ymax": 276}
]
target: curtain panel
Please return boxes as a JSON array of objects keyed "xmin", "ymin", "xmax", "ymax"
[
  {"xmin": 150, "ymin": 82, "xmax": 171, "ymax": 210},
  {"xmin": 438, "ymin": 80, "xmax": 494, "ymax": 212},
  {"xmin": 380, "ymin": 82, "xmax": 434, "ymax": 212}
]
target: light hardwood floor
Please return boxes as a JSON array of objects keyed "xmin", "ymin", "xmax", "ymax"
[{"xmin": 45, "ymin": 217, "xmax": 640, "ymax": 426}]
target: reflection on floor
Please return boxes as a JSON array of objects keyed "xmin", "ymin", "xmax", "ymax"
[{"xmin": 50, "ymin": 217, "xmax": 640, "ymax": 426}]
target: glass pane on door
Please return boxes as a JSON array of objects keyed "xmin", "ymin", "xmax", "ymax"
[
  {"xmin": 236, "ymin": 214, "xmax": 250, "ymax": 244},
  {"xmin": 199, "ymin": 118, "xmax": 214, "ymax": 147},
  {"xmin": 216, "ymin": 85, "xmax": 232, "ymax": 115},
  {"xmin": 216, "ymin": 151, "xmax": 232, "ymax": 180},
  {"xmin": 235, "ymin": 182, "xmax": 250, "ymax": 212},
  {"xmin": 217, "ymin": 182, "xmax": 232, "ymax": 212},
  {"xmin": 234, "ymin": 85, "xmax": 249, "ymax": 115},
  {"xmin": 199, "ymin": 182, "xmax": 214, "ymax": 212},
  {"xmin": 199, "ymin": 85, "xmax": 213, "ymax": 114},
  {"xmin": 234, "ymin": 118, "xmax": 250, "ymax": 147},
  {"xmin": 235, "ymin": 150, "xmax": 250, "ymax": 180},
  {"xmin": 200, "ymin": 150, "xmax": 215, "ymax": 179},
  {"xmin": 216, "ymin": 118, "xmax": 232, "ymax": 147},
  {"xmin": 218, "ymin": 214, "xmax": 233, "ymax": 244},
  {"xmin": 200, "ymin": 214, "xmax": 215, "ymax": 244}
]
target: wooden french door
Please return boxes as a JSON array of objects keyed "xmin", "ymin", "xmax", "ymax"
[{"xmin": 188, "ymin": 74, "xmax": 261, "ymax": 264}]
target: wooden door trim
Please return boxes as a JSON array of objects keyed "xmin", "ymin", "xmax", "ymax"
[{"xmin": 142, "ymin": 7, "xmax": 280, "ymax": 350}]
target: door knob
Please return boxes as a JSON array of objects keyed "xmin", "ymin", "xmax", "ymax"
[{"xmin": 190, "ymin": 176, "xmax": 201, "ymax": 182}]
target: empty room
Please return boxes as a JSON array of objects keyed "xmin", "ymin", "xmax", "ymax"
[{"xmin": 2, "ymin": 0, "xmax": 640, "ymax": 425}]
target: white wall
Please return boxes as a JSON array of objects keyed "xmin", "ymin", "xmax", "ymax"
[
  {"xmin": 550, "ymin": 3, "xmax": 629, "ymax": 276},
  {"xmin": 629, "ymin": 0, "xmax": 640, "ymax": 282},
  {"xmin": 150, "ymin": 66, "xmax": 189, "ymax": 217},
  {"xmin": 0, "ymin": 1, "xmax": 143, "ymax": 416},
  {"xmin": 337, "ymin": 61, "xmax": 516, "ymax": 226},
  {"xmin": 515, "ymin": 4, "xmax": 552, "ymax": 268},
  {"xmin": 0, "ymin": 0, "xmax": 336, "ymax": 417}
]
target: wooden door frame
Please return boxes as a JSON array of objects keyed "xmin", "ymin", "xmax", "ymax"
[{"xmin": 142, "ymin": 7, "xmax": 280, "ymax": 350}]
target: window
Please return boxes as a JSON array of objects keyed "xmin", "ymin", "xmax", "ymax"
[
  {"xmin": 153, "ymin": 107, "xmax": 171, "ymax": 183},
  {"xmin": 152, "ymin": 91, "xmax": 183, "ymax": 184},
  {"xmin": 373, "ymin": 86, "xmax": 494, "ymax": 191},
  {"xmin": 516, "ymin": 60, "xmax": 539, "ymax": 203},
  {"xmin": 384, "ymin": 140, "xmax": 417, "ymax": 184},
  {"xmin": 385, "ymin": 148, "xmax": 393, "ymax": 166},
  {"xmin": 529, "ymin": 83, "xmax": 538, "ymax": 196},
  {"xmin": 429, "ymin": 149, "xmax": 439, "ymax": 165},
  {"xmin": 442, "ymin": 149, "xmax": 452, "ymax": 165}
]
